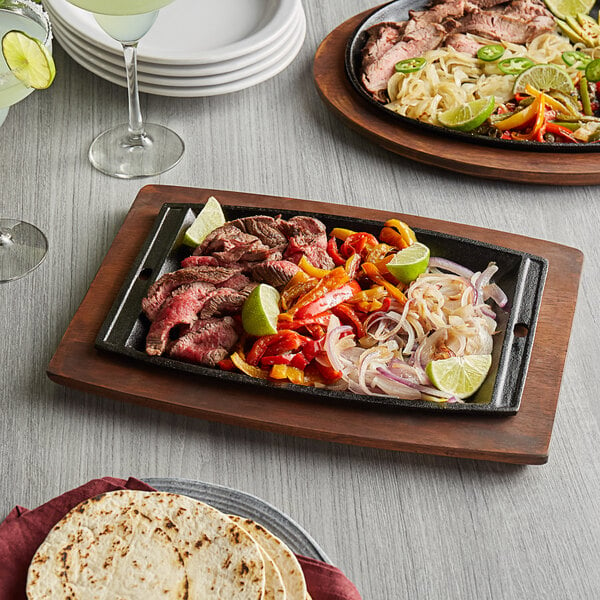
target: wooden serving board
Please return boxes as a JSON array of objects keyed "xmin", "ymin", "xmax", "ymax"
[
  {"xmin": 47, "ymin": 185, "xmax": 582, "ymax": 464},
  {"xmin": 313, "ymin": 7, "xmax": 600, "ymax": 185}
]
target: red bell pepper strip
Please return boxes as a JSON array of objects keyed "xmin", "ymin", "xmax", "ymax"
[
  {"xmin": 340, "ymin": 232, "xmax": 378, "ymax": 258},
  {"xmin": 286, "ymin": 267, "xmax": 349, "ymax": 315},
  {"xmin": 303, "ymin": 338, "xmax": 324, "ymax": 361},
  {"xmin": 247, "ymin": 331, "xmax": 307, "ymax": 366},
  {"xmin": 332, "ymin": 304, "xmax": 365, "ymax": 338},
  {"xmin": 260, "ymin": 354, "xmax": 294, "ymax": 366},
  {"xmin": 218, "ymin": 358, "xmax": 235, "ymax": 371},
  {"xmin": 326, "ymin": 236, "xmax": 346, "ymax": 266},
  {"xmin": 546, "ymin": 122, "xmax": 579, "ymax": 143},
  {"xmin": 294, "ymin": 280, "xmax": 362, "ymax": 320},
  {"xmin": 284, "ymin": 313, "xmax": 331, "ymax": 331},
  {"xmin": 315, "ymin": 361, "xmax": 342, "ymax": 383},
  {"xmin": 290, "ymin": 352, "xmax": 310, "ymax": 370}
]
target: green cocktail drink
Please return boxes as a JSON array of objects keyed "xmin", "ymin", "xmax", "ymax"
[
  {"xmin": 65, "ymin": 0, "xmax": 184, "ymax": 177},
  {"xmin": 0, "ymin": 4, "xmax": 50, "ymax": 126}
]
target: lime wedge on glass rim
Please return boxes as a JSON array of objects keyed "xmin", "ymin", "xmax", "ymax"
[
  {"xmin": 241, "ymin": 284, "xmax": 281, "ymax": 337},
  {"xmin": 513, "ymin": 64, "xmax": 574, "ymax": 94},
  {"xmin": 543, "ymin": 0, "xmax": 594, "ymax": 19},
  {"xmin": 182, "ymin": 196, "xmax": 226, "ymax": 247},
  {"xmin": 426, "ymin": 354, "xmax": 493, "ymax": 399},
  {"xmin": 437, "ymin": 96, "xmax": 495, "ymax": 132},
  {"xmin": 1, "ymin": 30, "xmax": 55, "ymax": 89},
  {"xmin": 386, "ymin": 241, "xmax": 430, "ymax": 284}
]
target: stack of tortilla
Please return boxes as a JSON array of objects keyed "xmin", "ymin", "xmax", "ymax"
[{"xmin": 26, "ymin": 490, "xmax": 310, "ymax": 599}]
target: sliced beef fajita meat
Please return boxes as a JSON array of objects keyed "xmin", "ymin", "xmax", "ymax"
[
  {"xmin": 199, "ymin": 288, "xmax": 246, "ymax": 319},
  {"xmin": 445, "ymin": 32, "xmax": 484, "ymax": 55},
  {"xmin": 362, "ymin": 22, "xmax": 407, "ymax": 70},
  {"xmin": 180, "ymin": 255, "xmax": 220, "ymax": 268},
  {"xmin": 251, "ymin": 260, "xmax": 300, "ymax": 289},
  {"xmin": 145, "ymin": 282, "xmax": 216, "ymax": 356},
  {"xmin": 361, "ymin": 23, "xmax": 446, "ymax": 99},
  {"xmin": 192, "ymin": 224, "xmax": 256, "ymax": 256},
  {"xmin": 143, "ymin": 266, "xmax": 240, "ymax": 321},
  {"xmin": 219, "ymin": 272, "xmax": 251, "ymax": 291},
  {"xmin": 407, "ymin": 0, "xmax": 465, "ymax": 29},
  {"xmin": 456, "ymin": 8, "xmax": 554, "ymax": 43},
  {"xmin": 228, "ymin": 215, "xmax": 288, "ymax": 249},
  {"xmin": 284, "ymin": 238, "xmax": 335, "ymax": 270},
  {"xmin": 168, "ymin": 317, "xmax": 239, "ymax": 367}
]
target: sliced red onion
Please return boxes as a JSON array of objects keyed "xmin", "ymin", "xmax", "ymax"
[
  {"xmin": 485, "ymin": 283, "xmax": 508, "ymax": 308},
  {"xmin": 428, "ymin": 257, "xmax": 474, "ymax": 278},
  {"xmin": 376, "ymin": 367, "xmax": 451, "ymax": 399}
]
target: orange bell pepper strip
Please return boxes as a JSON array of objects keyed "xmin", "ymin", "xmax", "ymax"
[
  {"xmin": 344, "ymin": 253, "xmax": 361, "ymax": 279},
  {"xmin": 379, "ymin": 219, "xmax": 416, "ymax": 249},
  {"xmin": 511, "ymin": 94, "xmax": 546, "ymax": 141},
  {"xmin": 362, "ymin": 262, "xmax": 407, "ymax": 305}
]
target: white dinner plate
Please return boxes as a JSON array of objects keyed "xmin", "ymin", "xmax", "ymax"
[
  {"xmin": 52, "ymin": 12, "xmax": 305, "ymax": 88},
  {"xmin": 43, "ymin": 0, "xmax": 301, "ymax": 64},
  {"xmin": 44, "ymin": 0, "xmax": 303, "ymax": 77},
  {"xmin": 54, "ymin": 11, "xmax": 306, "ymax": 96}
]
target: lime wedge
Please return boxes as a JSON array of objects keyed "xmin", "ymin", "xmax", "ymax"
[
  {"xmin": 544, "ymin": 0, "xmax": 594, "ymax": 20},
  {"xmin": 437, "ymin": 96, "xmax": 495, "ymax": 132},
  {"xmin": 513, "ymin": 64, "xmax": 574, "ymax": 95},
  {"xmin": 1, "ymin": 30, "xmax": 55, "ymax": 90},
  {"xmin": 425, "ymin": 355, "xmax": 492, "ymax": 399},
  {"xmin": 386, "ymin": 242, "xmax": 430, "ymax": 284},
  {"xmin": 241, "ymin": 284, "xmax": 281, "ymax": 337},
  {"xmin": 182, "ymin": 196, "xmax": 226, "ymax": 248}
]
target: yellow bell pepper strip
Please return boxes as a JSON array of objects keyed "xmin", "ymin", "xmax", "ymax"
[
  {"xmin": 362, "ymin": 262, "xmax": 408, "ymax": 305},
  {"xmin": 330, "ymin": 227, "xmax": 356, "ymax": 241},
  {"xmin": 524, "ymin": 84, "xmax": 575, "ymax": 115},
  {"xmin": 344, "ymin": 253, "xmax": 361, "ymax": 279},
  {"xmin": 494, "ymin": 95, "xmax": 540, "ymax": 131},
  {"xmin": 511, "ymin": 94, "xmax": 546, "ymax": 141},
  {"xmin": 270, "ymin": 364, "xmax": 305, "ymax": 385},
  {"xmin": 230, "ymin": 351, "xmax": 270, "ymax": 379},
  {"xmin": 280, "ymin": 278, "xmax": 316, "ymax": 312},
  {"xmin": 298, "ymin": 255, "xmax": 331, "ymax": 278},
  {"xmin": 293, "ymin": 280, "xmax": 362, "ymax": 320},
  {"xmin": 285, "ymin": 266, "xmax": 349, "ymax": 316},
  {"xmin": 348, "ymin": 286, "xmax": 386, "ymax": 303},
  {"xmin": 355, "ymin": 299, "xmax": 383, "ymax": 313}
]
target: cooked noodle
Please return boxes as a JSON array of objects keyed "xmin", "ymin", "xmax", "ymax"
[{"xmin": 385, "ymin": 33, "xmax": 585, "ymax": 125}]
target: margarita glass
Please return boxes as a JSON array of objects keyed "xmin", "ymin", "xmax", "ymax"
[
  {"xmin": 66, "ymin": 0, "xmax": 184, "ymax": 178},
  {"xmin": 0, "ymin": 0, "xmax": 51, "ymax": 282}
]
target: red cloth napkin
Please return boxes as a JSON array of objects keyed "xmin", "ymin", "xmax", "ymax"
[{"xmin": 0, "ymin": 477, "xmax": 361, "ymax": 600}]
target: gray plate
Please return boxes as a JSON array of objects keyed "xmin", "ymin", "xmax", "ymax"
[{"xmin": 143, "ymin": 477, "xmax": 331, "ymax": 563}]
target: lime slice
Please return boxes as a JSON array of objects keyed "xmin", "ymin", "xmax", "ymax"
[
  {"xmin": 241, "ymin": 284, "xmax": 281, "ymax": 337},
  {"xmin": 386, "ymin": 242, "xmax": 430, "ymax": 284},
  {"xmin": 544, "ymin": 0, "xmax": 594, "ymax": 20},
  {"xmin": 513, "ymin": 64, "xmax": 574, "ymax": 95},
  {"xmin": 182, "ymin": 196, "xmax": 226, "ymax": 247},
  {"xmin": 425, "ymin": 354, "xmax": 492, "ymax": 399},
  {"xmin": 437, "ymin": 96, "xmax": 495, "ymax": 132},
  {"xmin": 1, "ymin": 30, "xmax": 55, "ymax": 90}
]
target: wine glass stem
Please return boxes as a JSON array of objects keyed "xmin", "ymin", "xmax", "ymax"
[
  {"xmin": 0, "ymin": 228, "xmax": 13, "ymax": 247},
  {"xmin": 122, "ymin": 42, "xmax": 144, "ymax": 139}
]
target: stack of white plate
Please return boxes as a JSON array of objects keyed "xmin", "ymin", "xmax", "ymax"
[{"xmin": 43, "ymin": 0, "xmax": 306, "ymax": 97}]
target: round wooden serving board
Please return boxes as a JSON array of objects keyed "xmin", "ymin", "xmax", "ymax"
[{"xmin": 313, "ymin": 6, "xmax": 600, "ymax": 185}]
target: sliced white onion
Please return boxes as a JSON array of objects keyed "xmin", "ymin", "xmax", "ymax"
[{"xmin": 428, "ymin": 257, "xmax": 474, "ymax": 278}]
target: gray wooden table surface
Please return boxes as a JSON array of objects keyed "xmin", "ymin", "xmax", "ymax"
[{"xmin": 1, "ymin": 1, "xmax": 599, "ymax": 598}]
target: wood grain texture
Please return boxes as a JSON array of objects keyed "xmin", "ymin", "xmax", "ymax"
[
  {"xmin": 47, "ymin": 185, "xmax": 581, "ymax": 465},
  {"xmin": 1, "ymin": 1, "xmax": 599, "ymax": 598},
  {"xmin": 314, "ymin": 7, "xmax": 600, "ymax": 185}
]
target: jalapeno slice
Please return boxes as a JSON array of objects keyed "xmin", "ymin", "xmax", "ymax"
[
  {"xmin": 498, "ymin": 57, "xmax": 535, "ymax": 75},
  {"xmin": 477, "ymin": 44, "xmax": 505, "ymax": 61},
  {"xmin": 394, "ymin": 57, "xmax": 427, "ymax": 73},
  {"xmin": 585, "ymin": 58, "xmax": 600, "ymax": 82},
  {"xmin": 561, "ymin": 51, "xmax": 592, "ymax": 70}
]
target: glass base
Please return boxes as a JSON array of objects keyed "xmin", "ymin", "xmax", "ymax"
[
  {"xmin": 88, "ymin": 122, "xmax": 184, "ymax": 179},
  {"xmin": 0, "ymin": 219, "xmax": 48, "ymax": 282}
]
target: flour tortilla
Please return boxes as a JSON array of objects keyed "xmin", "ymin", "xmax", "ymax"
[
  {"xmin": 27, "ymin": 490, "xmax": 265, "ymax": 600},
  {"xmin": 230, "ymin": 515, "xmax": 307, "ymax": 600}
]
